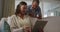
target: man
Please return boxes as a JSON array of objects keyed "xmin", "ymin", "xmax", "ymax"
[
  {"xmin": 27, "ymin": 0, "xmax": 43, "ymax": 32},
  {"xmin": 27, "ymin": 0, "xmax": 42, "ymax": 19}
]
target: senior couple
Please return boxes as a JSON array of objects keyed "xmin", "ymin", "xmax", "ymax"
[{"xmin": 9, "ymin": 0, "xmax": 43, "ymax": 32}]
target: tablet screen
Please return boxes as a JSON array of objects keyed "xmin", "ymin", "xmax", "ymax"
[{"xmin": 32, "ymin": 20, "xmax": 48, "ymax": 32}]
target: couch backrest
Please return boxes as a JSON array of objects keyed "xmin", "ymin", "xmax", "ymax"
[
  {"xmin": 43, "ymin": 16, "xmax": 60, "ymax": 32},
  {"xmin": 0, "ymin": 18, "xmax": 11, "ymax": 32}
]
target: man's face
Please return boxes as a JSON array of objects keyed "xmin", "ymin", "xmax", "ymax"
[
  {"xmin": 32, "ymin": 1, "xmax": 38, "ymax": 9},
  {"xmin": 20, "ymin": 5, "xmax": 27, "ymax": 14}
]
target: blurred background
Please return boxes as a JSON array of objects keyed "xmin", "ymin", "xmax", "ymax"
[
  {"xmin": 0, "ymin": 0, "xmax": 60, "ymax": 32},
  {"xmin": 15, "ymin": 0, "xmax": 60, "ymax": 18},
  {"xmin": 0, "ymin": 0, "xmax": 60, "ymax": 19}
]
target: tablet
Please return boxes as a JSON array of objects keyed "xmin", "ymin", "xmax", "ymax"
[{"xmin": 32, "ymin": 20, "xmax": 48, "ymax": 32}]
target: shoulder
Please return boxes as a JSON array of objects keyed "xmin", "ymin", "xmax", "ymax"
[
  {"xmin": 10, "ymin": 15, "xmax": 17, "ymax": 18},
  {"xmin": 38, "ymin": 6, "xmax": 41, "ymax": 10},
  {"xmin": 11, "ymin": 15, "xmax": 16, "ymax": 17},
  {"xmin": 37, "ymin": 6, "xmax": 41, "ymax": 12},
  {"xmin": 7, "ymin": 15, "xmax": 16, "ymax": 25}
]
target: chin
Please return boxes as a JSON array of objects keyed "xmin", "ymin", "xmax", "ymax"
[{"xmin": 22, "ymin": 13, "xmax": 25, "ymax": 15}]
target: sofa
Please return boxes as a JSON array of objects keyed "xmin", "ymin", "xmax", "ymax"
[
  {"xmin": 0, "ymin": 16, "xmax": 60, "ymax": 32},
  {"xmin": 0, "ymin": 18, "xmax": 11, "ymax": 32}
]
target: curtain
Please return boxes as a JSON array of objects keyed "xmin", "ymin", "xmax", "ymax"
[{"xmin": 2, "ymin": 0, "xmax": 15, "ymax": 17}]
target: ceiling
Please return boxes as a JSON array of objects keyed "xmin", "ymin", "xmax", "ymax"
[
  {"xmin": 15, "ymin": 0, "xmax": 60, "ymax": 3},
  {"xmin": 15, "ymin": 0, "xmax": 60, "ymax": 1}
]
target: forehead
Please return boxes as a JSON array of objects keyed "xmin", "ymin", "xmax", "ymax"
[
  {"xmin": 32, "ymin": 1, "xmax": 38, "ymax": 4},
  {"xmin": 20, "ymin": 5, "xmax": 27, "ymax": 7},
  {"xmin": 33, "ymin": 1, "xmax": 38, "ymax": 4}
]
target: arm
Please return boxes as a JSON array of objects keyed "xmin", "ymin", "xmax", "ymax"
[
  {"xmin": 9, "ymin": 16, "xmax": 31, "ymax": 32},
  {"xmin": 9, "ymin": 16, "xmax": 24, "ymax": 32},
  {"xmin": 37, "ymin": 7, "xmax": 42, "ymax": 19},
  {"xmin": 11, "ymin": 27, "xmax": 24, "ymax": 32}
]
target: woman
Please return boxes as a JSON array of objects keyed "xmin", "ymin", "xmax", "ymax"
[{"xmin": 9, "ymin": 1, "xmax": 31, "ymax": 32}]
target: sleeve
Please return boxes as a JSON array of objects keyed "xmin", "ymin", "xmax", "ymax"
[
  {"xmin": 26, "ymin": 5, "xmax": 31, "ymax": 15},
  {"xmin": 38, "ymin": 7, "xmax": 42, "ymax": 16},
  {"xmin": 37, "ymin": 7, "xmax": 42, "ymax": 19},
  {"xmin": 9, "ymin": 16, "xmax": 24, "ymax": 32},
  {"xmin": 38, "ymin": 7, "xmax": 42, "ymax": 19}
]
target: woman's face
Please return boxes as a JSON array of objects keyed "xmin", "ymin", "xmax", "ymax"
[{"xmin": 20, "ymin": 5, "xmax": 27, "ymax": 14}]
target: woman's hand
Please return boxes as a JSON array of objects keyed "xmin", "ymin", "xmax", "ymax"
[
  {"xmin": 23, "ymin": 25, "xmax": 31, "ymax": 32},
  {"xmin": 29, "ymin": 13, "xmax": 35, "ymax": 17}
]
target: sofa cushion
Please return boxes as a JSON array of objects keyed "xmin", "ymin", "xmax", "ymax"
[{"xmin": 0, "ymin": 18, "xmax": 11, "ymax": 32}]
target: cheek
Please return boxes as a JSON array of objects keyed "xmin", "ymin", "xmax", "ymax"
[
  {"xmin": 32, "ymin": 4, "xmax": 36, "ymax": 8},
  {"xmin": 20, "ymin": 5, "xmax": 27, "ymax": 12},
  {"xmin": 32, "ymin": 3, "xmax": 38, "ymax": 8},
  {"xmin": 20, "ymin": 8, "xmax": 26, "ymax": 13},
  {"xmin": 20, "ymin": 7, "xmax": 23, "ymax": 11}
]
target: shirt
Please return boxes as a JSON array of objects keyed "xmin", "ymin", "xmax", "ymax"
[
  {"xmin": 27, "ymin": 5, "xmax": 42, "ymax": 17},
  {"xmin": 9, "ymin": 15, "xmax": 31, "ymax": 32}
]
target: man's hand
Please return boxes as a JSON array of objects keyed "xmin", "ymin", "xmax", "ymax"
[{"xmin": 36, "ymin": 16, "xmax": 42, "ymax": 19}]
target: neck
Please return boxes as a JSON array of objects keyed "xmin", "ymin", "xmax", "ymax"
[{"xmin": 18, "ymin": 14, "xmax": 25, "ymax": 19}]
